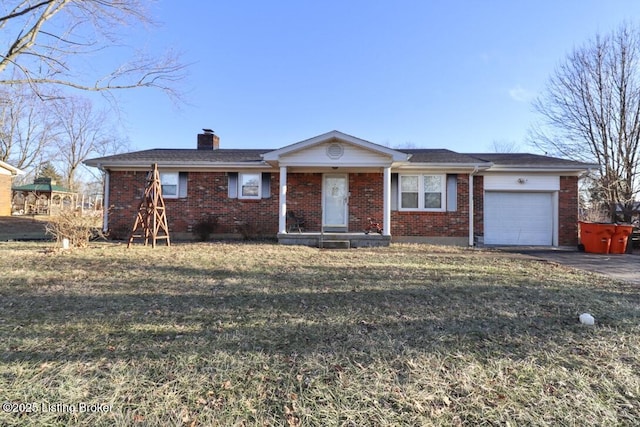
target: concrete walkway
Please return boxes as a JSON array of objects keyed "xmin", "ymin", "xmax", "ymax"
[{"xmin": 503, "ymin": 247, "xmax": 640, "ymax": 285}]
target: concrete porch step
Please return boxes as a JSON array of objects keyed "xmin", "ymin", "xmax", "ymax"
[
  {"xmin": 277, "ymin": 232, "xmax": 390, "ymax": 248},
  {"xmin": 320, "ymin": 240, "xmax": 351, "ymax": 249}
]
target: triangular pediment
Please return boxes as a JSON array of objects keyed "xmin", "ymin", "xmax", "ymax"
[{"xmin": 262, "ymin": 130, "xmax": 409, "ymax": 166}]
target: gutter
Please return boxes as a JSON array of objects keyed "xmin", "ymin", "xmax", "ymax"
[
  {"xmin": 0, "ymin": 160, "xmax": 24, "ymax": 176},
  {"xmin": 481, "ymin": 164, "xmax": 600, "ymax": 174}
]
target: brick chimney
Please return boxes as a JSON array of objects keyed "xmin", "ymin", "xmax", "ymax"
[{"xmin": 197, "ymin": 129, "xmax": 220, "ymax": 150}]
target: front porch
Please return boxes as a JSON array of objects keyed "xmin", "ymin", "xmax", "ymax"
[
  {"xmin": 278, "ymin": 232, "xmax": 391, "ymax": 248},
  {"xmin": 262, "ymin": 132, "xmax": 409, "ymax": 244}
]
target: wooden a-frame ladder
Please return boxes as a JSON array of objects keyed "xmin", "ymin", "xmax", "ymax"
[{"xmin": 128, "ymin": 163, "xmax": 171, "ymax": 248}]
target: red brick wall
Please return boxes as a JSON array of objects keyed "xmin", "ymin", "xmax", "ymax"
[
  {"xmin": 286, "ymin": 172, "xmax": 469, "ymax": 235},
  {"xmin": 285, "ymin": 173, "xmax": 384, "ymax": 232},
  {"xmin": 0, "ymin": 174, "xmax": 12, "ymax": 216},
  {"xmin": 286, "ymin": 173, "xmax": 322, "ymax": 231},
  {"xmin": 391, "ymin": 174, "xmax": 470, "ymax": 237},
  {"xmin": 473, "ymin": 175, "xmax": 484, "ymax": 239},
  {"xmin": 287, "ymin": 173, "xmax": 383, "ymax": 232},
  {"xmin": 107, "ymin": 171, "xmax": 280, "ymax": 238},
  {"xmin": 106, "ymin": 170, "xmax": 579, "ymax": 244},
  {"xmin": 349, "ymin": 173, "xmax": 384, "ymax": 231},
  {"xmin": 559, "ymin": 176, "xmax": 579, "ymax": 246}
]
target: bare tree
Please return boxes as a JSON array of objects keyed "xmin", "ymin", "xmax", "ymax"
[
  {"xmin": 48, "ymin": 95, "xmax": 127, "ymax": 190},
  {"xmin": 531, "ymin": 23, "xmax": 640, "ymax": 222},
  {"xmin": 490, "ymin": 139, "xmax": 520, "ymax": 153},
  {"xmin": 0, "ymin": 0, "xmax": 185, "ymax": 100},
  {"xmin": 0, "ymin": 83, "xmax": 57, "ymax": 170}
]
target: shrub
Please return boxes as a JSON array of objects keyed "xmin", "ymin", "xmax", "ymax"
[
  {"xmin": 236, "ymin": 221, "xmax": 260, "ymax": 240},
  {"xmin": 45, "ymin": 210, "xmax": 103, "ymax": 249},
  {"xmin": 236, "ymin": 221, "xmax": 275, "ymax": 241},
  {"xmin": 192, "ymin": 215, "xmax": 218, "ymax": 241}
]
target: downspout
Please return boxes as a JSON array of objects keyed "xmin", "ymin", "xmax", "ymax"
[
  {"xmin": 100, "ymin": 164, "xmax": 110, "ymax": 233},
  {"xmin": 469, "ymin": 166, "xmax": 479, "ymax": 247}
]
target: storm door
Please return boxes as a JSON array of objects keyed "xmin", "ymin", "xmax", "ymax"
[{"xmin": 322, "ymin": 174, "xmax": 348, "ymax": 231}]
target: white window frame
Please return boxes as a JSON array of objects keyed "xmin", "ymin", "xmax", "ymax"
[
  {"xmin": 399, "ymin": 173, "xmax": 446, "ymax": 211},
  {"xmin": 239, "ymin": 172, "xmax": 262, "ymax": 200},
  {"xmin": 160, "ymin": 171, "xmax": 179, "ymax": 199}
]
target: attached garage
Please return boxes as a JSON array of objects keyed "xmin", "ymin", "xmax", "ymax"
[
  {"xmin": 482, "ymin": 174, "xmax": 560, "ymax": 246},
  {"xmin": 484, "ymin": 192, "xmax": 555, "ymax": 245}
]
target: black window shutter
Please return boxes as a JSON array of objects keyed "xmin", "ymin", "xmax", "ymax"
[
  {"xmin": 178, "ymin": 172, "xmax": 188, "ymax": 198},
  {"xmin": 228, "ymin": 172, "xmax": 238, "ymax": 198},
  {"xmin": 261, "ymin": 173, "xmax": 271, "ymax": 198},
  {"xmin": 446, "ymin": 174, "xmax": 457, "ymax": 212},
  {"xmin": 390, "ymin": 173, "xmax": 398, "ymax": 211}
]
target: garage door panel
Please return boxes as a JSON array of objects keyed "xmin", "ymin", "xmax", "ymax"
[{"xmin": 484, "ymin": 192, "xmax": 553, "ymax": 245}]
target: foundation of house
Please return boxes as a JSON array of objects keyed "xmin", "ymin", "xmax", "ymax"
[{"xmin": 277, "ymin": 232, "xmax": 391, "ymax": 248}]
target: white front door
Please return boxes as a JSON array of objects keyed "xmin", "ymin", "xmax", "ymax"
[{"xmin": 323, "ymin": 174, "xmax": 348, "ymax": 229}]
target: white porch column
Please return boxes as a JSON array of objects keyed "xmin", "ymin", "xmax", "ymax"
[
  {"xmin": 383, "ymin": 166, "xmax": 391, "ymax": 236},
  {"xmin": 279, "ymin": 166, "xmax": 287, "ymax": 234}
]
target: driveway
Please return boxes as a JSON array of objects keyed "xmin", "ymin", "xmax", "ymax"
[
  {"xmin": 503, "ymin": 247, "xmax": 640, "ymax": 285},
  {"xmin": 0, "ymin": 216, "xmax": 50, "ymax": 241}
]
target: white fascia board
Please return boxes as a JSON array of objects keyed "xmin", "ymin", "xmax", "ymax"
[
  {"xmin": 88, "ymin": 161, "xmax": 271, "ymax": 171},
  {"xmin": 278, "ymin": 160, "xmax": 393, "ymax": 168},
  {"xmin": 0, "ymin": 160, "xmax": 24, "ymax": 175},
  {"xmin": 284, "ymin": 166, "xmax": 385, "ymax": 173},
  {"xmin": 393, "ymin": 163, "xmax": 492, "ymax": 173},
  {"xmin": 482, "ymin": 166, "xmax": 597, "ymax": 175}
]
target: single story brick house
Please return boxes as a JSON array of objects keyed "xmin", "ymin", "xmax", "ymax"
[
  {"xmin": 0, "ymin": 160, "xmax": 23, "ymax": 216},
  {"xmin": 84, "ymin": 130, "xmax": 596, "ymax": 247}
]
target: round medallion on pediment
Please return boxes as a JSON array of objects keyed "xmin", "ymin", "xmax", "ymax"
[{"xmin": 326, "ymin": 143, "xmax": 344, "ymax": 159}]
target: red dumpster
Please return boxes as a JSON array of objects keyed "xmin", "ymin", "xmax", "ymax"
[
  {"xmin": 609, "ymin": 224, "xmax": 634, "ymax": 254},
  {"xmin": 579, "ymin": 221, "xmax": 616, "ymax": 254}
]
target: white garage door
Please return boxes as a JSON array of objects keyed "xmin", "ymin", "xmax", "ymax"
[{"xmin": 484, "ymin": 192, "xmax": 554, "ymax": 245}]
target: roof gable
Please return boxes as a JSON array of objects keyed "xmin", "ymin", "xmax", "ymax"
[{"xmin": 262, "ymin": 130, "xmax": 409, "ymax": 163}]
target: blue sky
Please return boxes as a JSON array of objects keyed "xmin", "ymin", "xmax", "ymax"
[{"xmin": 110, "ymin": 1, "xmax": 640, "ymax": 153}]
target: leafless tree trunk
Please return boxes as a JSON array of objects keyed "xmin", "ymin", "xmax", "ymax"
[
  {"xmin": 531, "ymin": 23, "xmax": 640, "ymax": 222},
  {"xmin": 0, "ymin": 0, "xmax": 185, "ymax": 100}
]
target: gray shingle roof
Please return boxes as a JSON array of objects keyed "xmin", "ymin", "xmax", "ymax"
[
  {"xmin": 85, "ymin": 147, "xmax": 597, "ymax": 169},
  {"xmin": 400, "ymin": 149, "xmax": 488, "ymax": 164},
  {"xmin": 465, "ymin": 153, "xmax": 595, "ymax": 167},
  {"xmin": 85, "ymin": 148, "xmax": 271, "ymax": 165}
]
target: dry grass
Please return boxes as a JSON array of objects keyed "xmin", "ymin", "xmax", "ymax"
[{"xmin": 0, "ymin": 242, "xmax": 639, "ymax": 426}]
